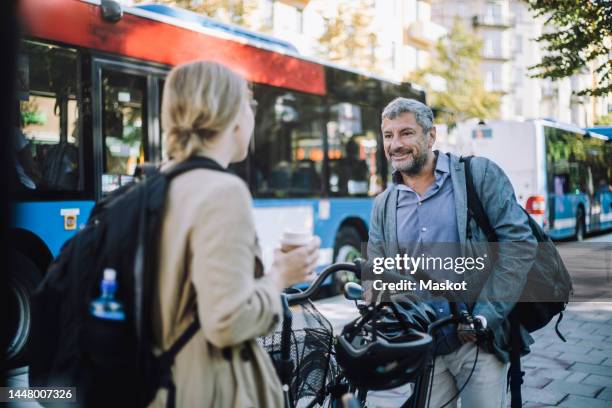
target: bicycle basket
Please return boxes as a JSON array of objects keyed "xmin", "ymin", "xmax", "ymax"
[{"xmin": 258, "ymin": 300, "xmax": 336, "ymax": 407}]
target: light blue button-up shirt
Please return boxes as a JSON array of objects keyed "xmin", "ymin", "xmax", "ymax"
[
  {"xmin": 395, "ymin": 151, "xmax": 459, "ymax": 244},
  {"xmin": 393, "ymin": 151, "xmax": 465, "ymax": 355}
]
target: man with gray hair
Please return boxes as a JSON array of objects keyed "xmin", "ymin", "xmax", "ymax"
[
  {"xmin": 367, "ymin": 97, "xmax": 537, "ymax": 407},
  {"xmin": 380, "ymin": 98, "xmax": 436, "ymax": 176}
]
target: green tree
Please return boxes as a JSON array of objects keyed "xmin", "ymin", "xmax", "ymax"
[
  {"xmin": 317, "ymin": 1, "xmax": 378, "ymax": 72},
  {"xmin": 409, "ymin": 21, "xmax": 500, "ymax": 127},
  {"xmin": 133, "ymin": 0, "xmax": 261, "ymax": 30},
  {"xmin": 526, "ymin": 0, "xmax": 612, "ymax": 97}
]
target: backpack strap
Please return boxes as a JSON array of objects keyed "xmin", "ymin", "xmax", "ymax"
[
  {"xmin": 462, "ymin": 156, "xmax": 526, "ymax": 407},
  {"xmin": 555, "ymin": 312, "xmax": 567, "ymax": 342},
  {"xmin": 460, "ymin": 156, "xmax": 498, "ymax": 242},
  {"xmin": 165, "ymin": 156, "xmax": 228, "ymax": 180},
  {"xmin": 158, "ymin": 317, "xmax": 201, "ymax": 369},
  {"xmin": 508, "ymin": 312, "xmax": 525, "ymax": 408},
  {"xmin": 157, "ymin": 317, "xmax": 201, "ymax": 408}
]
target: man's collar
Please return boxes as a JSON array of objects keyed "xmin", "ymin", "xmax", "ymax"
[
  {"xmin": 434, "ymin": 150, "xmax": 450, "ymax": 174},
  {"xmin": 391, "ymin": 150, "xmax": 448, "ymax": 185}
]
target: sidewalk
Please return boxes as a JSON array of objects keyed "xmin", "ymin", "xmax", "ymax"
[{"xmin": 521, "ymin": 302, "xmax": 612, "ymax": 408}]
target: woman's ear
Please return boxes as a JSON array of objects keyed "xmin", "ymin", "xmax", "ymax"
[{"xmin": 232, "ymin": 123, "xmax": 241, "ymax": 138}]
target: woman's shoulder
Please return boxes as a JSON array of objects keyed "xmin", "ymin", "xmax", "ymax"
[{"xmin": 173, "ymin": 168, "xmax": 252, "ymax": 208}]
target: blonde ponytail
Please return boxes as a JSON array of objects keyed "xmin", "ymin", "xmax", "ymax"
[{"xmin": 161, "ymin": 61, "xmax": 247, "ymax": 161}]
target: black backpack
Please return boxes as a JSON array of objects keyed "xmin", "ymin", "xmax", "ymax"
[
  {"xmin": 461, "ymin": 156, "xmax": 572, "ymax": 408},
  {"xmin": 28, "ymin": 156, "xmax": 227, "ymax": 408}
]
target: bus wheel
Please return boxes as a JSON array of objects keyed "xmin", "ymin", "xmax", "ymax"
[
  {"xmin": 6, "ymin": 252, "xmax": 42, "ymax": 369},
  {"xmin": 332, "ymin": 227, "xmax": 363, "ymax": 295},
  {"xmin": 575, "ymin": 208, "xmax": 585, "ymax": 242}
]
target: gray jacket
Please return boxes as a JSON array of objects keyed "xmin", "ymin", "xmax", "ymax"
[{"xmin": 367, "ymin": 152, "xmax": 537, "ymax": 362}]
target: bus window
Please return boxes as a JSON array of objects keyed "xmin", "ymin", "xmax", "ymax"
[
  {"xmin": 17, "ymin": 42, "xmax": 81, "ymax": 192},
  {"xmin": 327, "ymin": 103, "xmax": 381, "ymax": 197},
  {"xmin": 545, "ymin": 126, "xmax": 586, "ymax": 195},
  {"xmin": 252, "ymin": 86, "xmax": 325, "ymax": 198},
  {"xmin": 585, "ymin": 136, "xmax": 609, "ymax": 194},
  {"xmin": 101, "ymin": 70, "xmax": 147, "ymax": 193}
]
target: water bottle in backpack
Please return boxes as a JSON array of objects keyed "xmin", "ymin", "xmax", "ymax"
[{"xmin": 90, "ymin": 268, "xmax": 126, "ymax": 321}]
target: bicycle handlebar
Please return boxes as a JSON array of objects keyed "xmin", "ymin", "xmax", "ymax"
[{"xmin": 285, "ymin": 259, "xmax": 364, "ymax": 304}]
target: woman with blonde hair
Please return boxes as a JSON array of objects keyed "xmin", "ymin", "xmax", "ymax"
[{"xmin": 150, "ymin": 60, "xmax": 319, "ymax": 407}]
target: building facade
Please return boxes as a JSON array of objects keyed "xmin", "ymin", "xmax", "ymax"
[
  {"xmin": 431, "ymin": 0, "xmax": 610, "ymax": 126},
  {"xmin": 255, "ymin": 0, "xmax": 447, "ymax": 83}
]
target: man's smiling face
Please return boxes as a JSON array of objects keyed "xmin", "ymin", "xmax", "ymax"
[{"xmin": 382, "ymin": 112, "xmax": 434, "ymax": 176}]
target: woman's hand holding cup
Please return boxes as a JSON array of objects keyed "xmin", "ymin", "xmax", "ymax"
[{"xmin": 269, "ymin": 232, "xmax": 320, "ymax": 290}]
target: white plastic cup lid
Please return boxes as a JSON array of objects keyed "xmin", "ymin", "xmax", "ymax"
[{"xmin": 281, "ymin": 230, "xmax": 312, "ymax": 246}]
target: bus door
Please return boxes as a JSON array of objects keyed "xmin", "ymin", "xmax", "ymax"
[
  {"xmin": 91, "ymin": 58, "xmax": 166, "ymax": 198},
  {"xmin": 13, "ymin": 41, "xmax": 94, "ymax": 259}
]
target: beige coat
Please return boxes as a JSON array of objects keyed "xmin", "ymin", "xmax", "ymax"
[{"xmin": 149, "ymin": 163, "xmax": 283, "ymax": 408}]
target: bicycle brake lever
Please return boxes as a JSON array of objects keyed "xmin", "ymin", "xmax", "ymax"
[{"xmin": 457, "ymin": 311, "xmax": 487, "ymax": 335}]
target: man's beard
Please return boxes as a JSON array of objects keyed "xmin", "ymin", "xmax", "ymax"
[{"xmin": 391, "ymin": 148, "xmax": 429, "ymax": 176}]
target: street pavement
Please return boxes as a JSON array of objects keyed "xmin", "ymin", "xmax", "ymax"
[
  {"xmin": 520, "ymin": 302, "xmax": 612, "ymax": 408},
  {"xmin": 312, "ymin": 231, "xmax": 612, "ymax": 407}
]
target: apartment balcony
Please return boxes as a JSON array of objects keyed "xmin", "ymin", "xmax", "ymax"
[
  {"xmin": 482, "ymin": 50, "xmax": 512, "ymax": 61},
  {"xmin": 472, "ymin": 14, "xmax": 514, "ymax": 29},
  {"xmin": 404, "ymin": 20, "xmax": 447, "ymax": 49}
]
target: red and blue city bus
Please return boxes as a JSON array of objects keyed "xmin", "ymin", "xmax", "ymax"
[{"xmin": 9, "ymin": 0, "xmax": 425, "ymax": 367}]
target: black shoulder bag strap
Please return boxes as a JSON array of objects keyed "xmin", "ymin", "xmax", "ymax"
[
  {"xmin": 507, "ymin": 311, "xmax": 524, "ymax": 408},
  {"xmin": 460, "ymin": 156, "xmax": 523, "ymax": 408},
  {"xmin": 460, "ymin": 156, "xmax": 497, "ymax": 243},
  {"xmin": 157, "ymin": 156, "xmax": 229, "ymax": 408},
  {"xmin": 165, "ymin": 155, "xmax": 229, "ymax": 180}
]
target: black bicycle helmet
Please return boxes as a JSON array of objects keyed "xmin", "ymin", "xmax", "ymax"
[
  {"xmin": 335, "ymin": 302, "xmax": 436, "ymax": 390},
  {"xmin": 374, "ymin": 298, "xmax": 438, "ymax": 337}
]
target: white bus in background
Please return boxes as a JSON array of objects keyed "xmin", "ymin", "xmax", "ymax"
[{"xmin": 449, "ymin": 119, "xmax": 612, "ymax": 240}]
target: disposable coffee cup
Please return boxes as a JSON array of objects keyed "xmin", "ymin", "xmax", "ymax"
[{"xmin": 280, "ymin": 230, "xmax": 312, "ymax": 252}]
